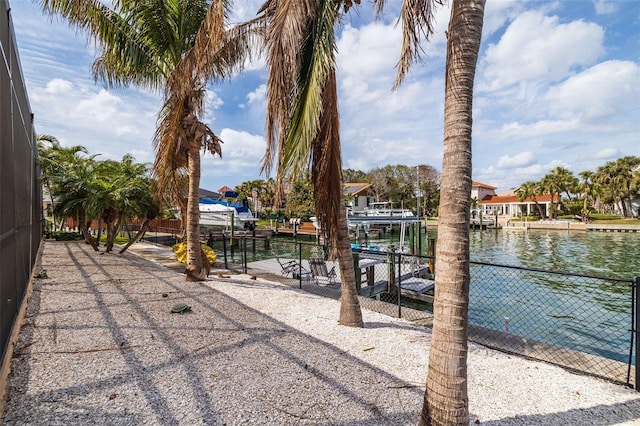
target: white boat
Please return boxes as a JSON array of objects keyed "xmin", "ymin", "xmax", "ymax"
[
  {"xmin": 310, "ymin": 201, "xmax": 422, "ymax": 253},
  {"xmin": 199, "ymin": 198, "xmax": 259, "ymax": 230}
]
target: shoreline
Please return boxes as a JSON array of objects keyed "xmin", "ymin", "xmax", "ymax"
[{"xmin": 426, "ymin": 219, "xmax": 640, "ymax": 232}]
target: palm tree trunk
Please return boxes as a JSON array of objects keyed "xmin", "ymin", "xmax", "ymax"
[
  {"xmin": 186, "ymin": 145, "xmax": 205, "ymax": 281},
  {"xmin": 78, "ymin": 213, "xmax": 99, "ymax": 251},
  {"xmin": 421, "ymin": 1, "xmax": 485, "ymax": 425},
  {"xmin": 119, "ymin": 219, "xmax": 151, "ymax": 254},
  {"xmin": 336, "ymin": 194, "xmax": 363, "ymax": 327}
]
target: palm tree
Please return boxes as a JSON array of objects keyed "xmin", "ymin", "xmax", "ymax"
[
  {"xmin": 578, "ymin": 170, "xmax": 596, "ymax": 219},
  {"xmin": 259, "ymin": 0, "xmax": 364, "ymax": 327},
  {"xmin": 382, "ymin": 0, "xmax": 486, "ymax": 423},
  {"xmin": 91, "ymin": 155, "xmax": 152, "ymax": 252},
  {"xmin": 516, "ymin": 180, "xmax": 545, "ymax": 218},
  {"xmin": 52, "ymin": 153, "xmax": 101, "ymax": 250},
  {"xmin": 37, "ymin": 137, "xmax": 90, "ymax": 231},
  {"xmin": 39, "ymin": 0, "xmax": 254, "ymax": 280},
  {"xmin": 616, "ymin": 156, "xmax": 640, "ymax": 217}
]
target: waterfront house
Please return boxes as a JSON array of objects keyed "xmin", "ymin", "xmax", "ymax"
[
  {"xmin": 472, "ymin": 181, "xmax": 555, "ymax": 219},
  {"xmin": 344, "ymin": 182, "xmax": 374, "ymax": 213}
]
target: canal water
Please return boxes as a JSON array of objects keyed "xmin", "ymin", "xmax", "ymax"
[{"xmin": 370, "ymin": 226, "xmax": 640, "ymax": 364}]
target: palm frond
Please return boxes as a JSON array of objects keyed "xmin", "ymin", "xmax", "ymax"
[
  {"xmin": 261, "ymin": 0, "xmax": 313, "ymax": 178},
  {"xmin": 311, "ymin": 70, "xmax": 343, "ymax": 249},
  {"xmin": 374, "ymin": 0, "xmax": 441, "ymax": 89}
]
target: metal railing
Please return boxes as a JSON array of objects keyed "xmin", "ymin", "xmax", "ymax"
[
  {"xmin": 209, "ymin": 235, "xmax": 638, "ymax": 389},
  {"xmin": 1, "ymin": 1, "xmax": 42, "ymax": 365}
]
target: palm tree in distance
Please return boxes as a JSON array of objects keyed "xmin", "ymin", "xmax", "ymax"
[
  {"xmin": 38, "ymin": 0, "xmax": 255, "ymax": 280},
  {"xmin": 516, "ymin": 180, "xmax": 545, "ymax": 218}
]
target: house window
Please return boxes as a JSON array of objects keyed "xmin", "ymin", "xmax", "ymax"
[{"xmin": 355, "ymin": 197, "xmax": 359, "ymax": 207}]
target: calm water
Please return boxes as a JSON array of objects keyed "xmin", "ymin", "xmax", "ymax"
[
  {"xmin": 467, "ymin": 228, "xmax": 640, "ymax": 278},
  {"xmin": 370, "ymin": 227, "xmax": 640, "ymax": 363}
]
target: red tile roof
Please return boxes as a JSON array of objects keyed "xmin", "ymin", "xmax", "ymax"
[
  {"xmin": 482, "ymin": 194, "xmax": 556, "ymax": 204},
  {"xmin": 472, "ymin": 181, "xmax": 497, "ymax": 190}
]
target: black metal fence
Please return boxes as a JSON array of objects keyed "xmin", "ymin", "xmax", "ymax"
[
  {"xmin": 209, "ymin": 236, "xmax": 638, "ymax": 389},
  {"xmin": 0, "ymin": 1, "xmax": 42, "ymax": 365}
]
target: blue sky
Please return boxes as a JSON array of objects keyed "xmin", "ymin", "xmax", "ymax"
[{"xmin": 9, "ymin": 0, "xmax": 640, "ymax": 194}]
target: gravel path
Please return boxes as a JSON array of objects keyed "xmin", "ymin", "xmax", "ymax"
[{"xmin": 2, "ymin": 241, "xmax": 639, "ymax": 425}]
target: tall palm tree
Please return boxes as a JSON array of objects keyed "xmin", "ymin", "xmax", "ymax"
[
  {"xmin": 259, "ymin": 0, "xmax": 364, "ymax": 327},
  {"xmin": 578, "ymin": 170, "xmax": 596, "ymax": 218},
  {"xmin": 420, "ymin": 2, "xmax": 485, "ymax": 423},
  {"xmin": 38, "ymin": 0, "xmax": 254, "ymax": 280},
  {"xmin": 364, "ymin": 0, "xmax": 484, "ymax": 421}
]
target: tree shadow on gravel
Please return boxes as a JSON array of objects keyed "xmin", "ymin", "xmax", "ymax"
[
  {"xmin": 4, "ymin": 242, "xmax": 425, "ymax": 425},
  {"xmin": 5, "ymin": 241, "xmax": 638, "ymax": 426}
]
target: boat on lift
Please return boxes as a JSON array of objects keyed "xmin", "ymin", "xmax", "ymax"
[{"xmin": 199, "ymin": 192, "xmax": 259, "ymax": 230}]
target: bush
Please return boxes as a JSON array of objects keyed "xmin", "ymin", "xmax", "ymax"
[{"xmin": 51, "ymin": 231, "xmax": 83, "ymax": 241}]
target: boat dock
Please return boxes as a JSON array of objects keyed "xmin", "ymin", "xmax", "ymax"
[{"xmin": 247, "ymin": 256, "xmax": 435, "ymax": 302}]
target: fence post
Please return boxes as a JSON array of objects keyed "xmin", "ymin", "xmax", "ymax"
[
  {"xmin": 222, "ymin": 235, "xmax": 228, "ymax": 269},
  {"xmin": 397, "ymin": 253, "xmax": 402, "ymax": 318},
  {"xmin": 633, "ymin": 276, "xmax": 640, "ymax": 391},
  {"xmin": 298, "ymin": 242, "xmax": 303, "ymax": 290},
  {"xmin": 243, "ymin": 237, "xmax": 248, "ymax": 274},
  {"xmin": 353, "ymin": 251, "xmax": 361, "ymax": 292}
]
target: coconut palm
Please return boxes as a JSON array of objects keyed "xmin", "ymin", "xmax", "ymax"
[
  {"xmin": 615, "ymin": 156, "xmax": 640, "ymax": 217},
  {"xmin": 39, "ymin": 0, "xmax": 255, "ymax": 280},
  {"xmin": 259, "ymin": 0, "xmax": 364, "ymax": 327},
  {"xmin": 37, "ymin": 134, "xmax": 84, "ymax": 231},
  {"xmin": 578, "ymin": 170, "xmax": 596, "ymax": 219},
  {"xmin": 419, "ymin": 2, "xmax": 485, "ymax": 423}
]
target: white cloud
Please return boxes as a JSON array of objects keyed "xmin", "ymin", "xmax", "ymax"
[
  {"xmin": 496, "ymin": 152, "xmax": 536, "ymax": 169},
  {"xmin": 245, "ymin": 84, "xmax": 266, "ymax": 106},
  {"xmin": 45, "ymin": 78, "xmax": 73, "ymax": 94},
  {"xmin": 545, "ymin": 60, "xmax": 640, "ymax": 120},
  {"xmin": 75, "ymin": 89, "xmax": 123, "ymax": 123},
  {"xmin": 592, "ymin": 148, "xmax": 621, "ymax": 160},
  {"xmin": 592, "ymin": 0, "xmax": 619, "ymax": 15},
  {"xmin": 480, "ymin": 11, "xmax": 605, "ymax": 91}
]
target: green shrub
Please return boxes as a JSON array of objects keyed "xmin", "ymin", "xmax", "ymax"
[{"xmin": 51, "ymin": 231, "xmax": 83, "ymax": 241}]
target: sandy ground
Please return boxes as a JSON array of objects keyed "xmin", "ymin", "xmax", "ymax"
[{"xmin": 2, "ymin": 241, "xmax": 639, "ymax": 425}]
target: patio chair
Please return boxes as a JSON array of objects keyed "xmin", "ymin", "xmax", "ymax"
[
  {"xmin": 272, "ymin": 250, "xmax": 307, "ymax": 279},
  {"xmin": 309, "ymin": 257, "xmax": 338, "ymax": 286}
]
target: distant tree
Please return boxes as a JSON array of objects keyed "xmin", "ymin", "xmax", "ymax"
[
  {"xmin": 417, "ymin": 164, "xmax": 440, "ymax": 216},
  {"xmin": 37, "ymin": 135, "xmax": 88, "ymax": 231},
  {"xmin": 284, "ymin": 178, "xmax": 315, "ymax": 220},
  {"xmin": 52, "ymin": 153, "xmax": 100, "ymax": 250},
  {"xmin": 90, "ymin": 155, "xmax": 152, "ymax": 252},
  {"xmin": 343, "ymin": 168, "xmax": 369, "ymax": 183},
  {"xmin": 578, "ymin": 170, "xmax": 597, "ymax": 219}
]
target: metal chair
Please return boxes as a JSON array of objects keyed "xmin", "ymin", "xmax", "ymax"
[
  {"xmin": 272, "ymin": 250, "xmax": 307, "ymax": 278},
  {"xmin": 308, "ymin": 257, "xmax": 337, "ymax": 286}
]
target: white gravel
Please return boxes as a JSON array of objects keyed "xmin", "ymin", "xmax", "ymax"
[{"xmin": 2, "ymin": 241, "xmax": 639, "ymax": 425}]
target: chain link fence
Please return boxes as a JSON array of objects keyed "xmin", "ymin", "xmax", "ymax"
[
  {"xmin": 208, "ymin": 235, "xmax": 637, "ymax": 389},
  {"xmin": 1, "ymin": 1, "xmax": 42, "ymax": 366}
]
